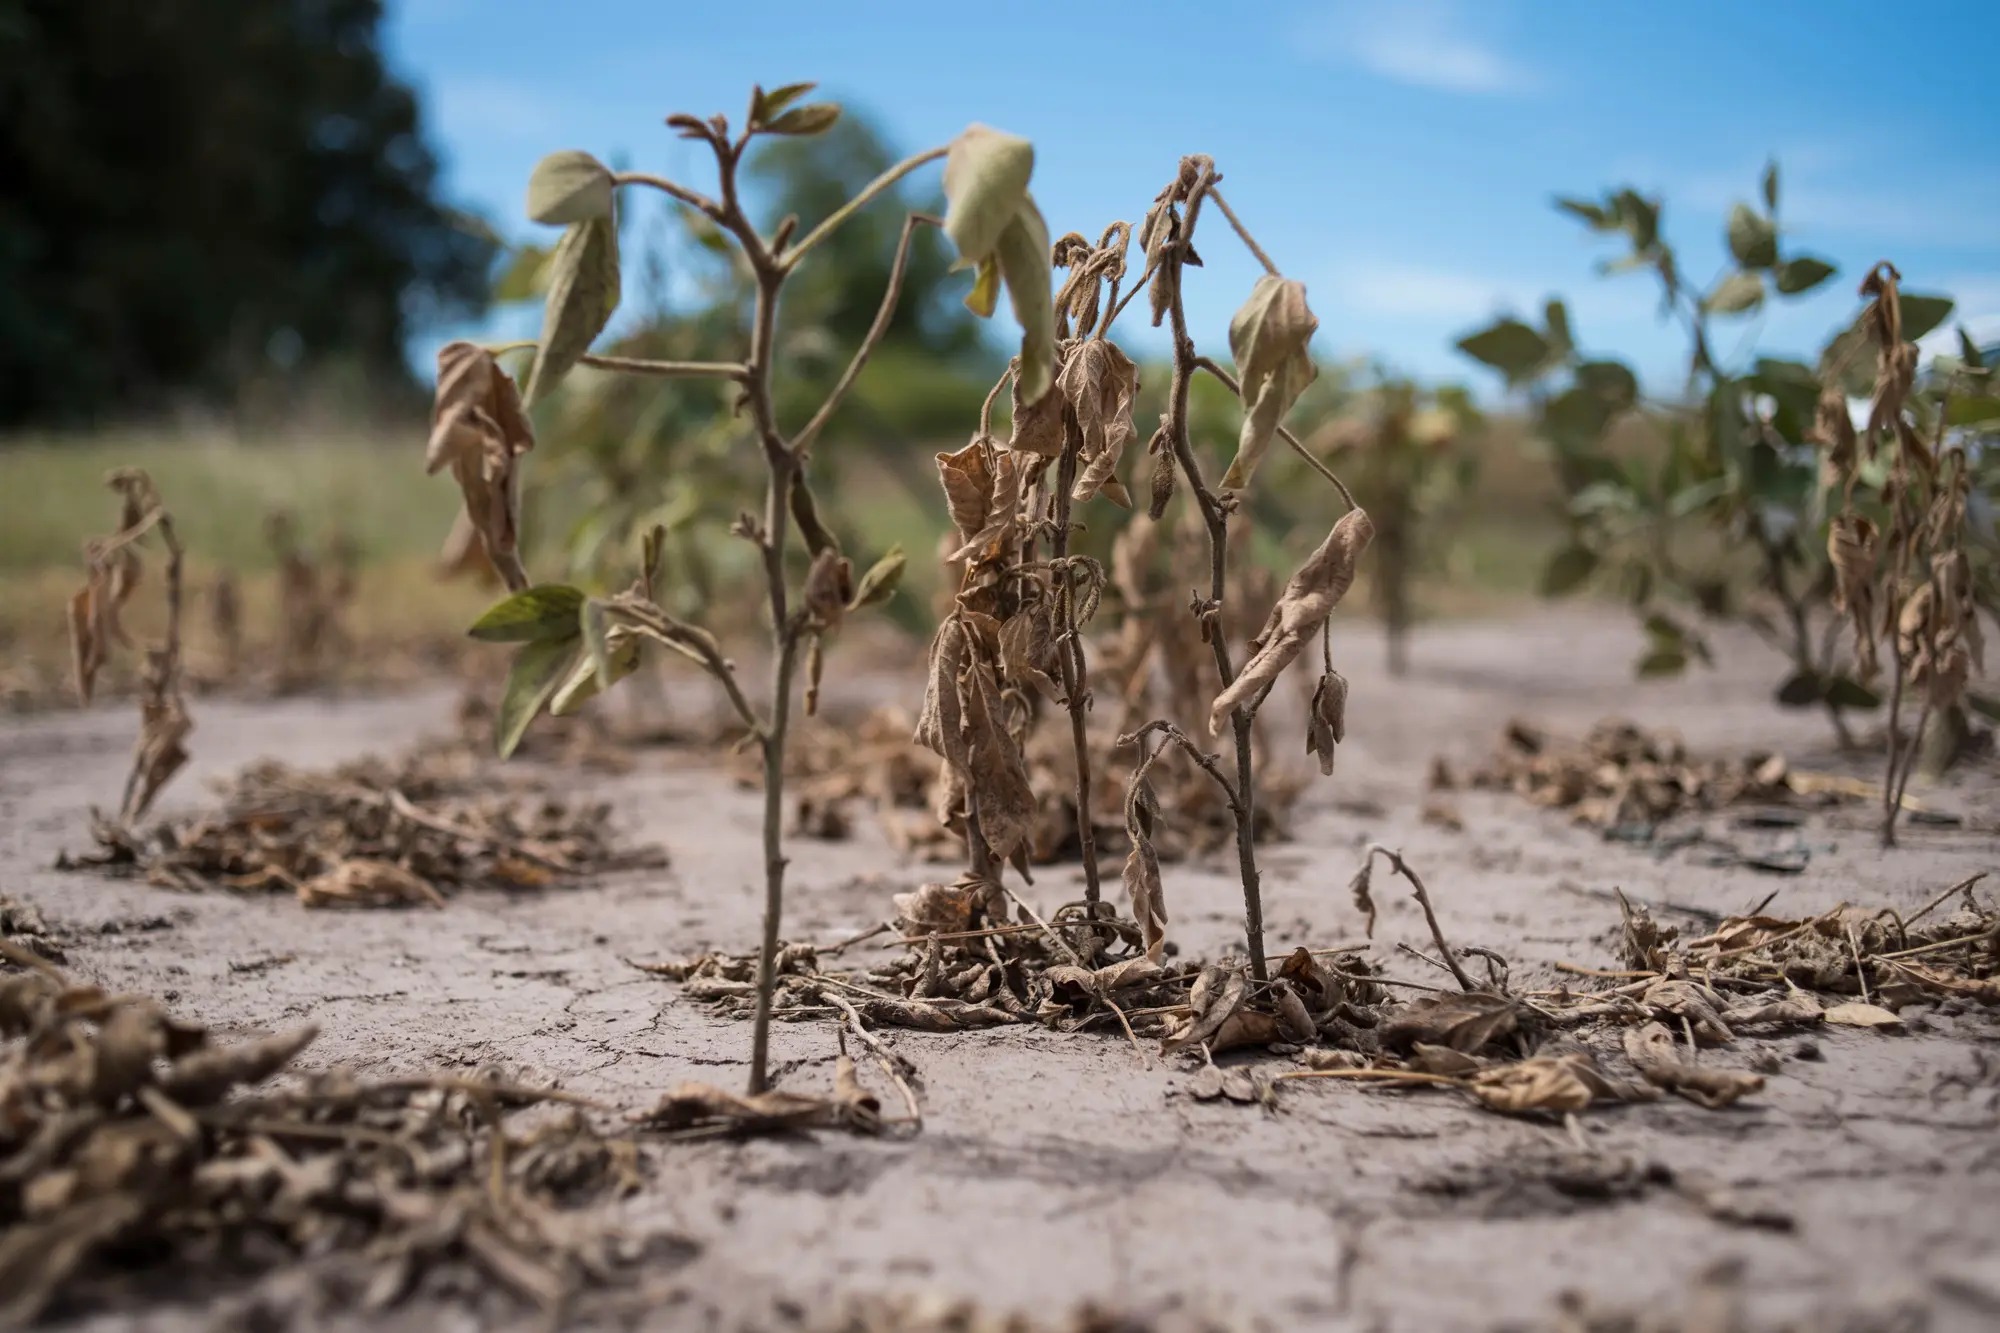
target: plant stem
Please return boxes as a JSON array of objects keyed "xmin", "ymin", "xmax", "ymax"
[
  {"xmin": 781, "ymin": 147, "xmax": 947, "ymax": 269},
  {"xmin": 1161, "ymin": 163, "xmax": 1267, "ymax": 982},
  {"xmin": 1052, "ymin": 416, "xmax": 1103, "ymax": 904},
  {"xmin": 575, "ymin": 353, "xmax": 750, "ymax": 381},
  {"xmin": 791, "ymin": 214, "xmax": 939, "ymax": 455}
]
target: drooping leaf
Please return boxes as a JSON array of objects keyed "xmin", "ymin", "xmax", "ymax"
[
  {"xmin": 1456, "ymin": 319, "xmax": 1552, "ymax": 385},
  {"xmin": 993, "ymin": 196, "xmax": 1056, "ymax": 405},
  {"xmin": 850, "ymin": 546, "xmax": 906, "ymax": 609},
  {"xmin": 1824, "ymin": 676, "xmax": 1882, "ymax": 710},
  {"xmin": 1762, "ymin": 160, "xmax": 1779, "ymax": 212},
  {"xmin": 941, "ymin": 125, "xmax": 1035, "ymax": 271},
  {"xmin": 1063, "ymin": 339, "xmax": 1141, "ymax": 505},
  {"xmin": 467, "ymin": 585, "xmax": 587, "ymax": 642},
  {"xmin": 550, "ymin": 633, "xmax": 640, "ymax": 715},
  {"xmin": 1222, "ymin": 275, "xmax": 1318, "ymax": 490},
  {"xmin": 1775, "ymin": 670, "xmax": 1823, "ymax": 707},
  {"xmin": 493, "ymin": 244, "xmax": 555, "ymax": 303},
  {"xmin": 1636, "ymin": 647, "xmax": 1688, "ymax": 678},
  {"xmin": 1554, "ymin": 195, "xmax": 1612, "ymax": 228},
  {"xmin": 526, "ymin": 150, "xmax": 615, "ymax": 225},
  {"xmin": 496, "ymin": 635, "xmax": 581, "ymax": 759},
  {"xmin": 526, "ymin": 217, "xmax": 620, "ymax": 406},
  {"xmin": 1208, "ymin": 508, "xmax": 1374, "ymax": 733},
  {"xmin": 1705, "ymin": 272, "xmax": 1765, "ymax": 315},
  {"xmin": 1774, "ymin": 256, "xmax": 1836, "ymax": 295}
]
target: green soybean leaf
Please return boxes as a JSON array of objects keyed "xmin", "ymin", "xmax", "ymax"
[
  {"xmin": 1727, "ymin": 204, "xmax": 1777, "ymax": 269},
  {"xmin": 751, "ymin": 82, "xmax": 816, "ymax": 126},
  {"xmin": 1636, "ymin": 647, "xmax": 1688, "ymax": 678},
  {"xmin": 994, "ymin": 196, "xmax": 1056, "ymax": 404},
  {"xmin": 1775, "ymin": 670, "xmax": 1824, "ymax": 707},
  {"xmin": 1762, "ymin": 160, "xmax": 1779, "ymax": 212},
  {"xmin": 1774, "ymin": 256, "xmax": 1836, "ymax": 295},
  {"xmin": 468, "ymin": 585, "xmax": 587, "ymax": 642},
  {"xmin": 942, "ymin": 125, "xmax": 1035, "ymax": 269},
  {"xmin": 1825, "ymin": 676, "xmax": 1882, "ymax": 710},
  {"xmin": 1898, "ymin": 294, "xmax": 1954, "ymax": 343},
  {"xmin": 497, "ymin": 636, "xmax": 581, "ymax": 759},
  {"xmin": 1540, "ymin": 544, "xmax": 1598, "ymax": 596},
  {"xmin": 1705, "ymin": 272, "xmax": 1765, "ymax": 315},
  {"xmin": 850, "ymin": 546, "xmax": 907, "ymax": 609},
  {"xmin": 551, "ymin": 634, "xmax": 639, "ymax": 716},
  {"xmin": 1456, "ymin": 319, "xmax": 1552, "ymax": 385},
  {"xmin": 526, "ymin": 150, "xmax": 615, "ymax": 225},
  {"xmin": 526, "ymin": 216, "xmax": 620, "ymax": 406},
  {"xmin": 1554, "ymin": 195, "xmax": 1611, "ymax": 228},
  {"xmin": 493, "ymin": 244, "xmax": 555, "ymax": 302},
  {"xmin": 764, "ymin": 103, "xmax": 842, "ymax": 136}
]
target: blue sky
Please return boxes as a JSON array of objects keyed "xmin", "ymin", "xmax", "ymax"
[{"xmin": 385, "ymin": 0, "xmax": 2000, "ymax": 395}]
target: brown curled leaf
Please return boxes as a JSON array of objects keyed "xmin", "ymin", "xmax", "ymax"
[
  {"xmin": 1306, "ymin": 669, "xmax": 1349, "ymax": 777},
  {"xmin": 1208, "ymin": 508, "xmax": 1375, "ymax": 734},
  {"xmin": 1061, "ymin": 339, "xmax": 1140, "ymax": 506},
  {"xmin": 1623, "ymin": 1021, "xmax": 1764, "ymax": 1109},
  {"xmin": 426, "ymin": 342, "xmax": 537, "ymax": 577}
]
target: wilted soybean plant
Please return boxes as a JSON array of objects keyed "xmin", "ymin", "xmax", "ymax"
[
  {"xmin": 916, "ymin": 154, "xmax": 1371, "ymax": 984},
  {"xmin": 424, "ymin": 85, "xmax": 1053, "ymax": 1095}
]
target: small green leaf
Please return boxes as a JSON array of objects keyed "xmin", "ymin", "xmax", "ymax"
[
  {"xmin": 1775, "ymin": 670, "xmax": 1824, "ymax": 707},
  {"xmin": 497, "ymin": 636, "xmax": 581, "ymax": 759},
  {"xmin": 1761, "ymin": 160, "xmax": 1779, "ymax": 212},
  {"xmin": 1727, "ymin": 203, "xmax": 1777, "ymax": 269},
  {"xmin": 1898, "ymin": 293, "xmax": 1954, "ymax": 343},
  {"xmin": 1636, "ymin": 647, "xmax": 1688, "ymax": 678},
  {"xmin": 1957, "ymin": 327, "xmax": 1987, "ymax": 372},
  {"xmin": 1825, "ymin": 676, "xmax": 1882, "ymax": 710},
  {"xmin": 751, "ymin": 81, "xmax": 816, "ymax": 126},
  {"xmin": 850, "ymin": 546, "xmax": 907, "ymax": 609},
  {"xmin": 526, "ymin": 150, "xmax": 615, "ymax": 225},
  {"xmin": 1705, "ymin": 272, "xmax": 1765, "ymax": 315},
  {"xmin": 994, "ymin": 197, "xmax": 1056, "ymax": 404},
  {"xmin": 1944, "ymin": 394, "xmax": 2000, "ymax": 427},
  {"xmin": 1554, "ymin": 195, "xmax": 1611, "ymax": 228},
  {"xmin": 468, "ymin": 585, "xmax": 587, "ymax": 642},
  {"xmin": 1540, "ymin": 544, "xmax": 1598, "ymax": 596},
  {"xmin": 1774, "ymin": 256, "xmax": 1836, "ymax": 295},
  {"xmin": 551, "ymin": 633, "xmax": 639, "ymax": 716},
  {"xmin": 763, "ymin": 103, "xmax": 841, "ymax": 136},
  {"xmin": 1455, "ymin": 319, "xmax": 1552, "ymax": 385},
  {"xmin": 579, "ymin": 598, "xmax": 616, "ymax": 690}
]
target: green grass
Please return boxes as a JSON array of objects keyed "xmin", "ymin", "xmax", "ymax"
[{"xmin": 0, "ymin": 429, "xmax": 462, "ymax": 573}]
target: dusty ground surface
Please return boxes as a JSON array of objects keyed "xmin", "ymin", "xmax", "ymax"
[{"xmin": 4, "ymin": 606, "xmax": 1998, "ymax": 1332}]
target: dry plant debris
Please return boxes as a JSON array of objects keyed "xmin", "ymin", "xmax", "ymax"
[
  {"xmin": 0, "ymin": 941, "xmax": 653, "ymax": 1328},
  {"xmin": 59, "ymin": 742, "xmax": 664, "ymax": 908},
  {"xmin": 68, "ymin": 469, "xmax": 193, "ymax": 827},
  {"xmin": 1466, "ymin": 718, "xmax": 1856, "ymax": 832}
]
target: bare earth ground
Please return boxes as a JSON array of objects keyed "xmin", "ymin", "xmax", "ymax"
[{"xmin": 4, "ymin": 606, "xmax": 1998, "ymax": 1332}]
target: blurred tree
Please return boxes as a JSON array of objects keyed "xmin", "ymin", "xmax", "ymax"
[{"xmin": 0, "ymin": 0, "xmax": 494, "ymax": 428}]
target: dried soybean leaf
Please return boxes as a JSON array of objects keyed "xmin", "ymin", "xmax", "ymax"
[
  {"xmin": 1162, "ymin": 964, "xmax": 1249, "ymax": 1054},
  {"xmin": 1306, "ymin": 669, "xmax": 1348, "ymax": 777},
  {"xmin": 1062, "ymin": 339, "xmax": 1141, "ymax": 506},
  {"xmin": 1209, "ymin": 508, "xmax": 1375, "ymax": 734},
  {"xmin": 1222, "ymin": 275, "xmax": 1319, "ymax": 491},
  {"xmin": 1823, "ymin": 1001, "xmax": 1902, "ymax": 1029},
  {"xmin": 1379, "ymin": 992, "xmax": 1520, "ymax": 1056},
  {"xmin": 1623, "ymin": 1022, "xmax": 1763, "ymax": 1108},
  {"xmin": 426, "ymin": 342, "xmax": 537, "ymax": 571}
]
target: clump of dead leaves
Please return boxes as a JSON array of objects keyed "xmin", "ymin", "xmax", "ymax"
[
  {"xmin": 0, "ymin": 940, "xmax": 652, "ymax": 1327},
  {"xmin": 1616, "ymin": 873, "xmax": 1996, "ymax": 1015},
  {"xmin": 60, "ymin": 740, "xmax": 663, "ymax": 909},
  {"xmin": 1461, "ymin": 718, "xmax": 1857, "ymax": 832}
]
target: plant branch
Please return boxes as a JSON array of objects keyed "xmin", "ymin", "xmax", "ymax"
[
  {"xmin": 781, "ymin": 146, "xmax": 948, "ymax": 268},
  {"xmin": 791, "ymin": 213, "xmax": 942, "ymax": 455},
  {"xmin": 1192, "ymin": 357, "xmax": 1358, "ymax": 509},
  {"xmin": 1053, "ymin": 412, "xmax": 1104, "ymax": 905},
  {"xmin": 1206, "ymin": 187, "xmax": 1279, "ymax": 277},
  {"xmin": 1365, "ymin": 845, "xmax": 1479, "ymax": 993},
  {"xmin": 613, "ymin": 171, "xmax": 724, "ymax": 221},
  {"xmin": 1116, "ymin": 720, "xmax": 1242, "ymax": 813},
  {"xmin": 576, "ymin": 353, "xmax": 750, "ymax": 381}
]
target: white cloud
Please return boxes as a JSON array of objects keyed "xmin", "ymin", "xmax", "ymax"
[{"xmin": 1302, "ymin": 2, "xmax": 1537, "ymax": 96}]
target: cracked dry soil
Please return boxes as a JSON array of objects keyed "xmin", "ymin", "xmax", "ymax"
[{"xmin": 4, "ymin": 607, "xmax": 1997, "ymax": 1332}]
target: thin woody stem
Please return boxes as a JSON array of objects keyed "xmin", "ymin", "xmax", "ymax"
[
  {"xmin": 1192, "ymin": 357, "xmax": 1357, "ymax": 509},
  {"xmin": 1366, "ymin": 844, "xmax": 1479, "ymax": 993},
  {"xmin": 1116, "ymin": 721, "xmax": 1241, "ymax": 812},
  {"xmin": 1160, "ymin": 161, "xmax": 1268, "ymax": 983},
  {"xmin": 1052, "ymin": 414, "xmax": 1103, "ymax": 905},
  {"xmin": 577, "ymin": 353, "xmax": 750, "ymax": 381},
  {"xmin": 792, "ymin": 213, "xmax": 941, "ymax": 455},
  {"xmin": 1206, "ymin": 187, "xmax": 1280, "ymax": 277},
  {"xmin": 781, "ymin": 147, "xmax": 948, "ymax": 269},
  {"xmin": 614, "ymin": 171, "xmax": 724, "ymax": 221}
]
